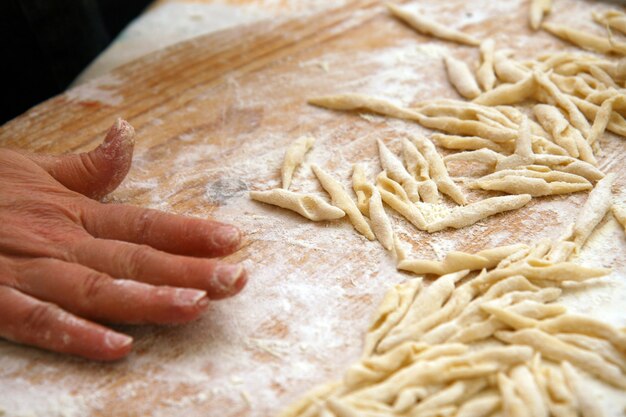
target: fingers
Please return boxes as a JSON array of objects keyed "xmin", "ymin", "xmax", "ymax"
[
  {"xmin": 0, "ymin": 285, "xmax": 132, "ymax": 361},
  {"xmin": 70, "ymin": 238, "xmax": 247, "ymax": 299},
  {"xmin": 27, "ymin": 119, "xmax": 135, "ymax": 200},
  {"xmin": 82, "ymin": 203, "xmax": 243, "ymax": 257},
  {"xmin": 11, "ymin": 257, "xmax": 209, "ymax": 324}
]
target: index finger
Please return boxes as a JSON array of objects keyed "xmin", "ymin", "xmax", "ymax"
[{"xmin": 82, "ymin": 203, "xmax": 243, "ymax": 258}]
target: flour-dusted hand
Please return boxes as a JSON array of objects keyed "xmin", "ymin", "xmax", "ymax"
[{"xmin": 0, "ymin": 119, "xmax": 247, "ymax": 361}]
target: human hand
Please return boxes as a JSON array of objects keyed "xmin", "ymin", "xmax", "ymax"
[{"xmin": 0, "ymin": 119, "xmax": 247, "ymax": 361}]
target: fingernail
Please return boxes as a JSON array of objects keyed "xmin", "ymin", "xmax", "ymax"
[
  {"xmin": 176, "ymin": 289, "xmax": 208, "ymax": 307},
  {"xmin": 105, "ymin": 332, "xmax": 133, "ymax": 349},
  {"xmin": 213, "ymin": 226, "xmax": 242, "ymax": 249},
  {"xmin": 213, "ymin": 264, "xmax": 244, "ymax": 291}
]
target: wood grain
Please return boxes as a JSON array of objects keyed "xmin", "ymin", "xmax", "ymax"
[{"xmin": 1, "ymin": 1, "xmax": 625, "ymax": 416}]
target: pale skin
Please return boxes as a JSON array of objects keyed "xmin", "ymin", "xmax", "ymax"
[{"xmin": 0, "ymin": 119, "xmax": 247, "ymax": 361}]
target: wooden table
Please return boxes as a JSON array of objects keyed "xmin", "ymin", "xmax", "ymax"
[{"xmin": 1, "ymin": 0, "xmax": 625, "ymax": 416}]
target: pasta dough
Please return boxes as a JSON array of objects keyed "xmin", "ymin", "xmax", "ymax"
[
  {"xmin": 613, "ymin": 204, "xmax": 626, "ymax": 232},
  {"xmin": 477, "ymin": 39, "xmax": 497, "ymax": 91},
  {"xmin": 529, "ymin": 0, "xmax": 552, "ymax": 30},
  {"xmin": 250, "ymin": 189, "xmax": 345, "ymax": 221},
  {"xmin": 312, "ymin": 164, "xmax": 375, "ymax": 240},
  {"xmin": 565, "ymin": 173, "xmax": 615, "ymax": 248},
  {"xmin": 281, "ymin": 136, "xmax": 315, "ymax": 189},
  {"xmin": 444, "ymin": 55, "xmax": 481, "ymax": 99},
  {"xmin": 427, "ymin": 194, "xmax": 532, "ymax": 232},
  {"xmin": 542, "ymin": 22, "xmax": 626, "ymax": 55},
  {"xmin": 387, "ymin": 3, "xmax": 480, "ymax": 46},
  {"xmin": 352, "ymin": 163, "xmax": 394, "ymax": 250}
]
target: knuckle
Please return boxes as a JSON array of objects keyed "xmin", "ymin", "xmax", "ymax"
[
  {"xmin": 81, "ymin": 271, "xmax": 109, "ymax": 300},
  {"xmin": 125, "ymin": 245, "xmax": 154, "ymax": 278},
  {"xmin": 23, "ymin": 302, "xmax": 60, "ymax": 334},
  {"xmin": 134, "ymin": 211, "xmax": 159, "ymax": 243}
]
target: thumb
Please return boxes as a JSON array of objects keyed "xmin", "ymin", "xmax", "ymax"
[{"xmin": 29, "ymin": 119, "xmax": 135, "ymax": 200}]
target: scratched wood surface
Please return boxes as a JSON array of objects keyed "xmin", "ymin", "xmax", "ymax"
[{"xmin": 1, "ymin": 1, "xmax": 625, "ymax": 416}]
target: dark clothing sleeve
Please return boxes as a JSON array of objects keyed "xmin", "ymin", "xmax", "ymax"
[{"xmin": 0, "ymin": 0, "xmax": 151, "ymax": 125}]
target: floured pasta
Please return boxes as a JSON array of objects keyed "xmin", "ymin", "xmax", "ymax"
[
  {"xmin": 471, "ymin": 167, "xmax": 592, "ymax": 196},
  {"xmin": 565, "ymin": 173, "xmax": 615, "ymax": 248},
  {"xmin": 377, "ymin": 139, "xmax": 422, "ymax": 203},
  {"xmin": 308, "ymin": 93, "xmax": 421, "ymax": 121},
  {"xmin": 477, "ymin": 39, "xmax": 497, "ymax": 91},
  {"xmin": 613, "ymin": 204, "xmax": 626, "ymax": 232},
  {"xmin": 593, "ymin": 10, "xmax": 626, "ymax": 35},
  {"xmin": 250, "ymin": 189, "xmax": 345, "ymax": 221},
  {"xmin": 427, "ymin": 194, "xmax": 532, "ymax": 232},
  {"xmin": 387, "ymin": 3, "xmax": 480, "ymax": 46},
  {"xmin": 444, "ymin": 55, "xmax": 481, "ymax": 99},
  {"xmin": 398, "ymin": 244, "xmax": 527, "ymax": 276},
  {"xmin": 529, "ymin": 0, "xmax": 552, "ymax": 30},
  {"xmin": 352, "ymin": 164, "xmax": 395, "ymax": 250},
  {"xmin": 281, "ymin": 136, "xmax": 315, "ymax": 189},
  {"xmin": 312, "ymin": 164, "xmax": 375, "ymax": 240},
  {"xmin": 542, "ymin": 22, "xmax": 626, "ymax": 55},
  {"xmin": 376, "ymin": 171, "xmax": 428, "ymax": 230},
  {"xmin": 410, "ymin": 134, "xmax": 468, "ymax": 205},
  {"xmin": 402, "ymin": 138, "xmax": 440, "ymax": 203}
]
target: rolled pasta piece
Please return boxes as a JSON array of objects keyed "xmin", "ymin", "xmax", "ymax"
[
  {"xmin": 456, "ymin": 391, "xmax": 501, "ymax": 417},
  {"xmin": 399, "ymin": 251, "xmax": 488, "ymax": 276},
  {"xmin": 593, "ymin": 10, "xmax": 626, "ymax": 35},
  {"xmin": 471, "ymin": 168, "xmax": 592, "ymax": 197},
  {"xmin": 427, "ymin": 194, "xmax": 531, "ymax": 232},
  {"xmin": 444, "ymin": 55, "xmax": 481, "ymax": 99},
  {"xmin": 308, "ymin": 93, "xmax": 421, "ymax": 121},
  {"xmin": 497, "ymin": 373, "xmax": 529, "ymax": 417},
  {"xmin": 352, "ymin": 164, "xmax": 394, "ymax": 250},
  {"xmin": 473, "ymin": 74, "xmax": 537, "ymax": 106},
  {"xmin": 477, "ymin": 39, "xmax": 497, "ymax": 91},
  {"xmin": 352, "ymin": 345, "xmax": 533, "ymax": 403},
  {"xmin": 542, "ymin": 22, "xmax": 626, "ymax": 55},
  {"xmin": 432, "ymin": 133, "xmax": 509, "ymax": 153},
  {"xmin": 538, "ymin": 314, "xmax": 626, "ymax": 353},
  {"xmin": 531, "ymin": 154, "xmax": 604, "ymax": 182},
  {"xmin": 312, "ymin": 164, "xmax": 375, "ymax": 240},
  {"xmin": 561, "ymin": 362, "xmax": 605, "ymax": 417},
  {"xmin": 570, "ymin": 94, "xmax": 626, "ymax": 138},
  {"xmin": 376, "ymin": 171, "xmax": 427, "ymax": 230},
  {"xmin": 587, "ymin": 97, "xmax": 614, "ymax": 148},
  {"xmin": 567, "ymin": 173, "xmax": 615, "ymax": 248},
  {"xmin": 352, "ymin": 163, "xmax": 372, "ymax": 217},
  {"xmin": 529, "ymin": 0, "xmax": 552, "ymax": 30},
  {"xmin": 399, "ymin": 244, "xmax": 526, "ymax": 276},
  {"xmin": 494, "ymin": 50, "xmax": 529, "ymax": 83},
  {"xmin": 282, "ymin": 136, "xmax": 315, "ymax": 189},
  {"xmin": 250, "ymin": 189, "xmax": 345, "ymax": 221},
  {"xmin": 474, "ymin": 259, "xmax": 610, "ymax": 290},
  {"xmin": 510, "ymin": 365, "xmax": 549, "ymax": 417},
  {"xmin": 534, "ymin": 72, "xmax": 593, "ymax": 147},
  {"xmin": 613, "ymin": 204, "xmax": 626, "ymax": 232},
  {"xmin": 362, "ymin": 279, "xmax": 422, "ymax": 357},
  {"xmin": 387, "ymin": 3, "xmax": 480, "ymax": 46},
  {"xmin": 533, "ymin": 104, "xmax": 585, "ymax": 159},
  {"xmin": 402, "ymin": 138, "xmax": 439, "ymax": 203},
  {"xmin": 494, "ymin": 116, "xmax": 535, "ymax": 171},
  {"xmin": 495, "ymin": 328, "xmax": 626, "ymax": 388},
  {"xmin": 556, "ymin": 334, "xmax": 626, "ymax": 373},
  {"xmin": 377, "ymin": 139, "xmax": 421, "ymax": 202},
  {"xmin": 411, "ymin": 135, "xmax": 467, "ymax": 205}
]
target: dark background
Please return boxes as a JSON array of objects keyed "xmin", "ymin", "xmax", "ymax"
[{"xmin": 0, "ymin": 0, "xmax": 153, "ymax": 125}]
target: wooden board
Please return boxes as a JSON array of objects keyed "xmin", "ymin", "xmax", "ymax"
[{"xmin": 1, "ymin": 1, "xmax": 625, "ymax": 416}]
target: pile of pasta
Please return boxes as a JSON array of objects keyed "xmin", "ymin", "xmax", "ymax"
[
  {"xmin": 248, "ymin": 2, "xmax": 626, "ymax": 416},
  {"xmin": 279, "ymin": 176, "xmax": 623, "ymax": 417}
]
